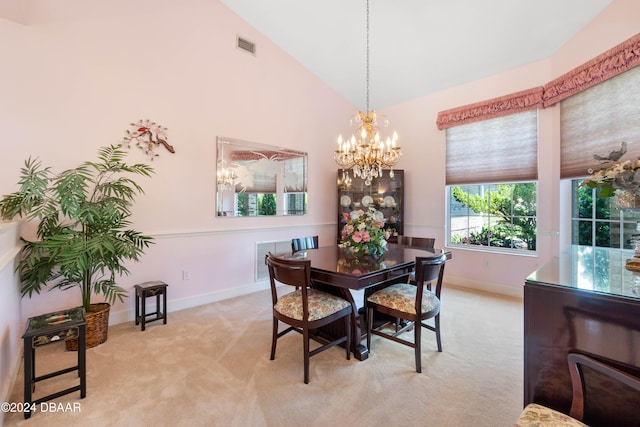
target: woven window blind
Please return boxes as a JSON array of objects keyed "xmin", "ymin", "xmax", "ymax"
[
  {"xmin": 283, "ymin": 156, "xmax": 307, "ymax": 192},
  {"xmin": 446, "ymin": 110, "xmax": 538, "ymax": 185},
  {"xmin": 236, "ymin": 167, "xmax": 277, "ymax": 193},
  {"xmin": 561, "ymin": 66, "xmax": 640, "ymax": 179}
]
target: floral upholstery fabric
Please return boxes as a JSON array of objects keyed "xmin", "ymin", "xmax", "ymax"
[
  {"xmin": 367, "ymin": 283, "xmax": 439, "ymax": 314},
  {"xmin": 513, "ymin": 403, "xmax": 588, "ymax": 427},
  {"xmin": 275, "ymin": 288, "xmax": 350, "ymax": 321}
]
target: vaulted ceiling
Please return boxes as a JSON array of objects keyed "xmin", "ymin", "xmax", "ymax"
[{"xmin": 220, "ymin": 0, "xmax": 612, "ymax": 109}]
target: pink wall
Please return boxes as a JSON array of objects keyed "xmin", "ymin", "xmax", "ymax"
[
  {"xmin": 1, "ymin": 1, "xmax": 639, "ymax": 385},
  {"xmin": 1, "ymin": 0, "xmax": 638, "ymax": 406},
  {"xmin": 0, "ymin": 0, "xmax": 354, "ymax": 325},
  {"xmin": 381, "ymin": 0, "xmax": 640, "ymax": 296}
]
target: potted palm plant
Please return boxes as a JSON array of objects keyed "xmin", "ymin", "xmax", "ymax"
[{"xmin": 0, "ymin": 145, "xmax": 154, "ymax": 349}]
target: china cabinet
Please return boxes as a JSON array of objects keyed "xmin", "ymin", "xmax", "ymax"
[{"xmin": 337, "ymin": 169, "xmax": 403, "ymax": 243}]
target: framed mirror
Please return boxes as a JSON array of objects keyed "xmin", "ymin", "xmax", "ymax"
[{"xmin": 216, "ymin": 136, "xmax": 308, "ymax": 217}]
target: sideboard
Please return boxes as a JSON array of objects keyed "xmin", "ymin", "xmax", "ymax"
[{"xmin": 524, "ymin": 245, "xmax": 640, "ymax": 426}]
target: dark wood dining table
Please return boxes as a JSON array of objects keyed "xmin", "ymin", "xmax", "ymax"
[{"xmin": 278, "ymin": 244, "xmax": 452, "ymax": 360}]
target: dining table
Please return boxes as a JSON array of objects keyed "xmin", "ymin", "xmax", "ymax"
[{"xmin": 278, "ymin": 244, "xmax": 452, "ymax": 361}]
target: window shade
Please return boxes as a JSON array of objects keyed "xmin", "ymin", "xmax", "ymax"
[
  {"xmin": 561, "ymin": 66, "xmax": 640, "ymax": 179},
  {"xmin": 283, "ymin": 156, "xmax": 307, "ymax": 192},
  {"xmin": 235, "ymin": 166, "xmax": 277, "ymax": 193},
  {"xmin": 446, "ymin": 110, "xmax": 538, "ymax": 185}
]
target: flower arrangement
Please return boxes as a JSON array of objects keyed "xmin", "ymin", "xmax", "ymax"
[
  {"xmin": 339, "ymin": 207, "xmax": 391, "ymax": 257},
  {"xmin": 582, "ymin": 142, "xmax": 640, "ymax": 198}
]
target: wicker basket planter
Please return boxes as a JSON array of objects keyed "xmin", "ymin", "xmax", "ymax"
[{"xmin": 66, "ymin": 303, "xmax": 110, "ymax": 351}]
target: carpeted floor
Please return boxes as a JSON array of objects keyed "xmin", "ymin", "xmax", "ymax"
[{"xmin": 3, "ymin": 286, "xmax": 524, "ymax": 427}]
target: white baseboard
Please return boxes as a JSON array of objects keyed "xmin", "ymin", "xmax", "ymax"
[
  {"xmin": 108, "ymin": 280, "xmax": 271, "ymax": 326},
  {"xmin": 0, "ymin": 344, "xmax": 23, "ymax": 420},
  {"xmin": 445, "ymin": 275, "xmax": 524, "ymax": 300},
  {"xmin": 110, "ymin": 276, "xmax": 523, "ymax": 327}
]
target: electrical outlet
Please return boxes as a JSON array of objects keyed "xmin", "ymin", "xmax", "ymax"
[{"xmin": 182, "ymin": 270, "xmax": 191, "ymax": 280}]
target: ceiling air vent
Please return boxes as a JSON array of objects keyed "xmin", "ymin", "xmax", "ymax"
[{"xmin": 237, "ymin": 36, "xmax": 256, "ymax": 56}]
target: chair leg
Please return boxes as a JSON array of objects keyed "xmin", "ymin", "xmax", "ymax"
[
  {"xmin": 415, "ymin": 319, "xmax": 422, "ymax": 373},
  {"xmin": 435, "ymin": 314, "xmax": 442, "ymax": 352},
  {"xmin": 303, "ymin": 328, "xmax": 310, "ymax": 384},
  {"xmin": 345, "ymin": 313, "xmax": 351, "ymax": 360},
  {"xmin": 270, "ymin": 317, "xmax": 278, "ymax": 360},
  {"xmin": 366, "ymin": 308, "xmax": 373, "ymax": 352}
]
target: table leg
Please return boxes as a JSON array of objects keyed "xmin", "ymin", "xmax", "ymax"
[
  {"xmin": 351, "ymin": 306, "xmax": 369, "ymax": 361},
  {"xmin": 163, "ymin": 287, "xmax": 167, "ymax": 324},
  {"xmin": 79, "ymin": 324, "xmax": 86, "ymax": 398},
  {"xmin": 135, "ymin": 290, "xmax": 140, "ymax": 325},
  {"xmin": 310, "ymin": 281, "xmax": 369, "ymax": 360},
  {"xmin": 141, "ymin": 292, "xmax": 146, "ymax": 331},
  {"xmin": 23, "ymin": 338, "xmax": 33, "ymax": 419}
]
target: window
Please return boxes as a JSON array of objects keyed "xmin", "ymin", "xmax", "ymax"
[
  {"xmin": 561, "ymin": 65, "xmax": 640, "ymax": 250},
  {"xmin": 448, "ymin": 182, "xmax": 537, "ymax": 252},
  {"xmin": 445, "ymin": 110, "xmax": 538, "ymax": 253},
  {"xmin": 284, "ymin": 192, "xmax": 307, "ymax": 216},
  {"xmin": 571, "ymin": 179, "xmax": 640, "ymax": 249}
]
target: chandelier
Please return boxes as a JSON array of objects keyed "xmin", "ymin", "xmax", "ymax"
[
  {"xmin": 334, "ymin": 0, "xmax": 401, "ymax": 186},
  {"xmin": 217, "ymin": 160, "xmax": 236, "ymax": 191}
]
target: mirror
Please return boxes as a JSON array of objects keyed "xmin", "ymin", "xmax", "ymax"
[{"xmin": 216, "ymin": 136, "xmax": 308, "ymax": 217}]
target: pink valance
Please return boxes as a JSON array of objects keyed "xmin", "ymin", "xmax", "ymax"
[
  {"xmin": 437, "ymin": 32, "xmax": 640, "ymax": 130},
  {"xmin": 436, "ymin": 87, "xmax": 543, "ymax": 130},
  {"xmin": 543, "ymin": 32, "xmax": 640, "ymax": 107}
]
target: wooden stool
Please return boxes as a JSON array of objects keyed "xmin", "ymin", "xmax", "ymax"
[
  {"xmin": 22, "ymin": 307, "xmax": 87, "ymax": 419},
  {"xmin": 135, "ymin": 281, "xmax": 168, "ymax": 331}
]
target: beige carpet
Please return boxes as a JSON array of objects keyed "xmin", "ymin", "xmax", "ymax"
[{"xmin": 3, "ymin": 286, "xmax": 524, "ymax": 427}]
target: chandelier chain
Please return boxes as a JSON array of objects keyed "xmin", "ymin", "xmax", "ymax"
[
  {"xmin": 366, "ymin": 0, "xmax": 370, "ymax": 113},
  {"xmin": 334, "ymin": 0, "xmax": 401, "ymax": 186}
]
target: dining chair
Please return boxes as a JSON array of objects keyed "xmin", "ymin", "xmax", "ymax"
[
  {"xmin": 266, "ymin": 252, "xmax": 352, "ymax": 384},
  {"xmin": 366, "ymin": 251, "xmax": 446, "ymax": 373},
  {"xmin": 394, "ymin": 236, "xmax": 436, "ymax": 332},
  {"xmin": 513, "ymin": 352, "xmax": 640, "ymax": 426},
  {"xmin": 396, "ymin": 235, "xmax": 435, "ymax": 283},
  {"xmin": 291, "ymin": 235, "xmax": 319, "ymax": 253}
]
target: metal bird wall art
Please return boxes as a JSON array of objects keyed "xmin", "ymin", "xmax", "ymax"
[{"xmin": 121, "ymin": 119, "xmax": 175, "ymax": 160}]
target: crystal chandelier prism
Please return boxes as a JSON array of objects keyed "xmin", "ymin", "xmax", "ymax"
[{"xmin": 334, "ymin": 0, "xmax": 401, "ymax": 186}]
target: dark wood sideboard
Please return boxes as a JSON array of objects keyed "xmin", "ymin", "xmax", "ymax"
[{"xmin": 524, "ymin": 246, "xmax": 640, "ymax": 427}]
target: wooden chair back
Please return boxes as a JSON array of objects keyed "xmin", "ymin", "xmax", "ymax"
[
  {"xmin": 397, "ymin": 236, "xmax": 435, "ymax": 249},
  {"xmin": 568, "ymin": 352, "xmax": 640, "ymax": 422},
  {"xmin": 414, "ymin": 252, "xmax": 447, "ymax": 306}
]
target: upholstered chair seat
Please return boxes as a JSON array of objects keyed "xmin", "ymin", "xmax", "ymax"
[
  {"xmin": 367, "ymin": 283, "xmax": 439, "ymax": 315},
  {"xmin": 275, "ymin": 289, "xmax": 351, "ymax": 321},
  {"xmin": 513, "ymin": 403, "xmax": 587, "ymax": 427}
]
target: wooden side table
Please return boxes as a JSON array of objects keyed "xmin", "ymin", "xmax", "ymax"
[
  {"xmin": 135, "ymin": 281, "xmax": 168, "ymax": 331},
  {"xmin": 22, "ymin": 307, "xmax": 87, "ymax": 419}
]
